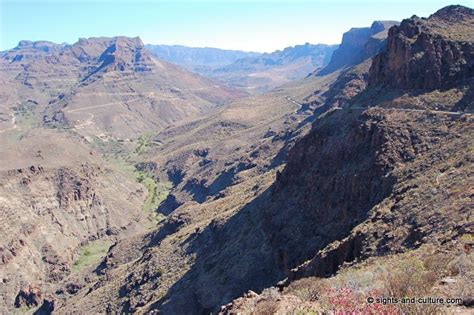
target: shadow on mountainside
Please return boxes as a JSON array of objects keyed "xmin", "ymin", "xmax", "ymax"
[
  {"xmin": 148, "ymin": 186, "xmax": 283, "ymax": 314},
  {"xmin": 149, "ymin": 109, "xmax": 400, "ymax": 314}
]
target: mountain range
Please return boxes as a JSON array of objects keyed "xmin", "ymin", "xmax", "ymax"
[
  {"xmin": 0, "ymin": 4, "xmax": 473, "ymax": 315},
  {"xmin": 210, "ymin": 43, "xmax": 338, "ymax": 93},
  {"xmin": 145, "ymin": 44, "xmax": 261, "ymax": 71},
  {"xmin": 148, "ymin": 42, "xmax": 338, "ymax": 93},
  {"xmin": 0, "ymin": 36, "xmax": 244, "ymax": 139}
]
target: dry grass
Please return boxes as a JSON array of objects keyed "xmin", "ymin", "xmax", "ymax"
[{"xmin": 284, "ymin": 245, "xmax": 472, "ymax": 314}]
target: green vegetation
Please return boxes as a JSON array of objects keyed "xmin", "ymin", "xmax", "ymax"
[
  {"xmin": 283, "ymin": 246, "xmax": 471, "ymax": 314},
  {"xmin": 110, "ymin": 156, "xmax": 136, "ymax": 175},
  {"xmin": 107, "ymin": 156, "xmax": 171, "ymax": 222},
  {"xmin": 136, "ymin": 169, "xmax": 171, "ymax": 223},
  {"xmin": 13, "ymin": 102, "xmax": 35, "ymax": 130},
  {"xmin": 94, "ymin": 135, "xmax": 172, "ymax": 223},
  {"xmin": 3, "ymin": 101, "xmax": 37, "ymax": 142},
  {"xmin": 91, "ymin": 136, "xmax": 128, "ymax": 157},
  {"xmin": 134, "ymin": 132, "xmax": 153, "ymax": 155},
  {"xmin": 72, "ymin": 240, "xmax": 112, "ymax": 272}
]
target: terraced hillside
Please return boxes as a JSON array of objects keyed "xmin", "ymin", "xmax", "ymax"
[{"xmin": 0, "ymin": 37, "xmax": 245, "ymax": 139}]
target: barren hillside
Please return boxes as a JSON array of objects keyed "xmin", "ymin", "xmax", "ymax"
[{"xmin": 0, "ymin": 4, "xmax": 473, "ymax": 315}]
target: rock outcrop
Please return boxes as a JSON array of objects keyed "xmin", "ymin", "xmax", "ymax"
[
  {"xmin": 14, "ymin": 284, "xmax": 43, "ymax": 308},
  {"xmin": 34, "ymin": 296, "xmax": 56, "ymax": 315},
  {"xmin": 318, "ymin": 21, "xmax": 398, "ymax": 75},
  {"xmin": 369, "ymin": 5, "xmax": 474, "ymax": 90},
  {"xmin": 149, "ymin": 105, "xmax": 472, "ymax": 314},
  {"xmin": 82, "ymin": 37, "xmax": 154, "ymax": 81},
  {"xmin": 2, "ymin": 5, "xmax": 472, "ymax": 315},
  {"xmin": 0, "ymin": 129, "xmax": 149, "ymax": 312}
]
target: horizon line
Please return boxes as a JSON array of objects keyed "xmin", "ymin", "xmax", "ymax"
[{"xmin": 2, "ymin": 36, "xmax": 343, "ymax": 54}]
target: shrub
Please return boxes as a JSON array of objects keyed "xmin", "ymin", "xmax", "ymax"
[
  {"xmin": 323, "ymin": 286, "xmax": 399, "ymax": 314},
  {"xmin": 384, "ymin": 256, "xmax": 441, "ymax": 314},
  {"xmin": 287, "ymin": 277, "xmax": 327, "ymax": 302}
]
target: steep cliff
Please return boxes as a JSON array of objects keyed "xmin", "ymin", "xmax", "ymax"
[
  {"xmin": 318, "ymin": 21, "xmax": 398, "ymax": 75},
  {"xmin": 369, "ymin": 5, "xmax": 474, "ymax": 91},
  {"xmin": 0, "ymin": 129, "xmax": 147, "ymax": 313},
  {"xmin": 8, "ymin": 5, "xmax": 472, "ymax": 314},
  {"xmin": 218, "ymin": 5, "xmax": 474, "ymax": 314},
  {"xmin": 220, "ymin": 107, "xmax": 473, "ymax": 314},
  {"xmin": 150, "ymin": 105, "xmax": 472, "ymax": 314}
]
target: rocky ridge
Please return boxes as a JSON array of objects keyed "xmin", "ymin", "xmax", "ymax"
[
  {"xmin": 318, "ymin": 21, "xmax": 398, "ymax": 75},
  {"xmin": 369, "ymin": 5, "xmax": 474, "ymax": 91},
  {"xmin": 48, "ymin": 6, "xmax": 473, "ymax": 314},
  {"xmin": 1, "ymin": 5, "xmax": 473, "ymax": 315},
  {"xmin": 0, "ymin": 36, "xmax": 245, "ymax": 139},
  {"xmin": 0, "ymin": 130, "xmax": 148, "ymax": 312},
  {"xmin": 220, "ymin": 5, "xmax": 474, "ymax": 313},
  {"xmin": 145, "ymin": 44, "xmax": 261, "ymax": 72}
]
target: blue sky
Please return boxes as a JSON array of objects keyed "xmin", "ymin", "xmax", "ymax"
[{"xmin": 1, "ymin": 0, "xmax": 473, "ymax": 52}]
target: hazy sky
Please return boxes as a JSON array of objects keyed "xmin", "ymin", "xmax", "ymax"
[{"xmin": 1, "ymin": 0, "xmax": 472, "ymax": 52}]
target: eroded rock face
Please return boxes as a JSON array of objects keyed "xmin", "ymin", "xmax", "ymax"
[
  {"xmin": 267, "ymin": 110, "xmax": 400, "ymax": 270},
  {"xmin": 14, "ymin": 284, "xmax": 43, "ymax": 308},
  {"xmin": 0, "ymin": 161, "xmax": 145, "ymax": 312},
  {"xmin": 82, "ymin": 36, "xmax": 154, "ymax": 80},
  {"xmin": 318, "ymin": 21, "xmax": 398, "ymax": 75},
  {"xmin": 285, "ymin": 111, "xmax": 474, "ymax": 284},
  {"xmin": 147, "ymin": 109, "xmax": 420, "ymax": 313},
  {"xmin": 369, "ymin": 5, "xmax": 474, "ymax": 90}
]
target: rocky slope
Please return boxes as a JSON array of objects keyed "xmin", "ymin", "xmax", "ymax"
[
  {"xmin": 158, "ymin": 103, "xmax": 472, "ymax": 314},
  {"xmin": 146, "ymin": 43, "xmax": 337, "ymax": 94},
  {"xmin": 300, "ymin": 21, "xmax": 400, "ymax": 113},
  {"xmin": 133, "ymin": 5, "xmax": 474, "ymax": 313},
  {"xmin": 0, "ymin": 129, "xmax": 150, "ymax": 313},
  {"xmin": 1, "ymin": 5, "xmax": 473, "ymax": 315},
  {"xmin": 0, "ymin": 36, "xmax": 245, "ymax": 139},
  {"xmin": 369, "ymin": 6, "xmax": 474, "ymax": 92},
  {"xmin": 47, "ymin": 65, "xmax": 338, "ymax": 314},
  {"xmin": 222, "ymin": 107, "xmax": 472, "ymax": 314},
  {"xmin": 220, "ymin": 5, "xmax": 474, "ymax": 314},
  {"xmin": 318, "ymin": 21, "xmax": 398, "ymax": 75},
  {"xmin": 0, "ymin": 36, "xmax": 336, "ymax": 314},
  {"xmin": 48, "ymin": 6, "xmax": 473, "ymax": 314},
  {"xmin": 60, "ymin": 98, "xmax": 472, "ymax": 314},
  {"xmin": 0, "ymin": 36, "xmax": 246, "ymax": 313}
]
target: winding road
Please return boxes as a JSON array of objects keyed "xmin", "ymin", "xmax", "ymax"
[
  {"xmin": 284, "ymin": 95, "xmax": 473, "ymax": 116},
  {"xmin": 65, "ymin": 98, "xmax": 142, "ymax": 113}
]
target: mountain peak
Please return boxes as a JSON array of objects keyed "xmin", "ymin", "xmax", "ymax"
[
  {"xmin": 318, "ymin": 20, "xmax": 398, "ymax": 75},
  {"xmin": 113, "ymin": 36, "xmax": 144, "ymax": 48},
  {"xmin": 15, "ymin": 40, "xmax": 62, "ymax": 52},
  {"xmin": 369, "ymin": 5, "xmax": 474, "ymax": 90},
  {"xmin": 370, "ymin": 20, "xmax": 399, "ymax": 31},
  {"xmin": 431, "ymin": 4, "xmax": 474, "ymax": 20},
  {"xmin": 78, "ymin": 36, "xmax": 152, "ymax": 81},
  {"xmin": 74, "ymin": 36, "xmax": 144, "ymax": 49}
]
